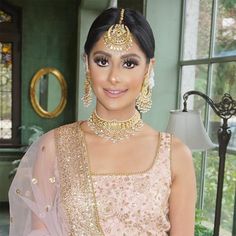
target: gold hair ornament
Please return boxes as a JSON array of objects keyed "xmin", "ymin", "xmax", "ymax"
[
  {"xmin": 88, "ymin": 110, "xmax": 144, "ymax": 143},
  {"xmin": 103, "ymin": 9, "xmax": 133, "ymax": 52}
]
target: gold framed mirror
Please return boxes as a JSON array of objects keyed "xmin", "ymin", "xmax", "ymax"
[{"xmin": 30, "ymin": 67, "xmax": 67, "ymax": 118}]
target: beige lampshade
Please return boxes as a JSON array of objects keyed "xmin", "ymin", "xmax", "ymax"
[{"xmin": 166, "ymin": 110, "xmax": 215, "ymax": 151}]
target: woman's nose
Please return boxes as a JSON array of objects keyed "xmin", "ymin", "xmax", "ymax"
[{"xmin": 108, "ymin": 67, "xmax": 120, "ymax": 84}]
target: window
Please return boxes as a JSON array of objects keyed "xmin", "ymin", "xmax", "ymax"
[
  {"xmin": 0, "ymin": 2, "xmax": 21, "ymax": 147},
  {"xmin": 179, "ymin": 0, "xmax": 236, "ymax": 235}
]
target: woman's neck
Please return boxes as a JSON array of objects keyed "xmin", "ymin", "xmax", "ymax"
[{"xmin": 95, "ymin": 106, "xmax": 138, "ymax": 121}]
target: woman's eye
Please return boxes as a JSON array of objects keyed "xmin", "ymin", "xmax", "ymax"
[
  {"xmin": 123, "ymin": 59, "xmax": 138, "ymax": 69},
  {"xmin": 94, "ymin": 57, "xmax": 109, "ymax": 67}
]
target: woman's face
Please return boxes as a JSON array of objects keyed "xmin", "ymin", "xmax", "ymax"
[{"xmin": 87, "ymin": 34, "xmax": 153, "ymax": 118}]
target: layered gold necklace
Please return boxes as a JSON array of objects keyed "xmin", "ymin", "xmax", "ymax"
[{"xmin": 88, "ymin": 110, "xmax": 144, "ymax": 143}]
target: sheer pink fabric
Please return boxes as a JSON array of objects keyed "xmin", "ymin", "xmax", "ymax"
[{"xmin": 8, "ymin": 131, "xmax": 67, "ymax": 236}]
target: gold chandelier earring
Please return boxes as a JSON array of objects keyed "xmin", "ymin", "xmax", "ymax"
[
  {"xmin": 136, "ymin": 69, "xmax": 153, "ymax": 113},
  {"xmin": 81, "ymin": 71, "xmax": 93, "ymax": 107}
]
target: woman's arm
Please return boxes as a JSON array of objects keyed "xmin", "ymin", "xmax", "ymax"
[{"xmin": 169, "ymin": 137, "xmax": 197, "ymax": 236}]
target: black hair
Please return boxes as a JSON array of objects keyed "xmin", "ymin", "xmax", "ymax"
[{"xmin": 84, "ymin": 8, "xmax": 155, "ymax": 60}]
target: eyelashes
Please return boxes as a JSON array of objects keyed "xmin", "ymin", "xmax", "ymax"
[
  {"xmin": 93, "ymin": 56, "xmax": 139, "ymax": 69},
  {"xmin": 123, "ymin": 58, "xmax": 139, "ymax": 69},
  {"xmin": 94, "ymin": 56, "xmax": 108, "ymax": 67}
]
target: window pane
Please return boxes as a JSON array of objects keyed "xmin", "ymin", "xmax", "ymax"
[
  {"xmin": 0, "ymin": 92, "xmax": 12, "ymax": 139},
  {"xmin": 203, "ymin": 134, "xmax": 236, "ymax": 235},
  {"xmin": 214, "ymin": 0, "xmax": 236, "ymax": 57},
  {"xmin": 0, "ymin": 42, "xmax": 12, "ymax": 139},
  {"xmin": 181, "ymin": 65, "xmax": 208, "ymax": 118},
  {"xmin": 206, "ymin": 62, "xmax": 236, "ymax": 234},
  {"xmin": 203, "ymin": 150, "xmax": 219, "ymax": 232},
  {"xmin": 211, "ymin": 62, "xmax": 236, "ymax": 102},
  {"xmin": 192, "ymin": 152, "xmax": 204, "ymax": 207},
  {"xmin": 209, "ymin": 62, "xmax": 236, "ymax": 149},
  {"xmin": 0, "ymin": 9, "xmax": 12, "ymax": 23},
  {"xmin": 183, "ymin": 0, "xmax": 212, "ymax": 60},
  {"xmin": 220, "ymin": 153, "xmax": 236, "ymax": 234}
]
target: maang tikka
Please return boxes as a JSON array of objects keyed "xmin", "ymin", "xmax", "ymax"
[
  {"xmin": 136, "ymin": 66, "xmax": 155, "ymax": 113},
  {"xmin": 103, "ymin": 8, "xmax": 133, "ymax": 52}
]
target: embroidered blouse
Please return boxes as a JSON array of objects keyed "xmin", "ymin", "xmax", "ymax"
[{"xmin": 9, "ymin": 122, "xmax": 172, "ymax": 236}]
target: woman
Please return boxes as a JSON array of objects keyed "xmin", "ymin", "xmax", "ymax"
[{"xmin": 9, "ymin": 8, "xmax": 196, "ymax": 236}]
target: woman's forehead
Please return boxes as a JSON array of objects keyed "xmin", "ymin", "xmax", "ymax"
[{"xmin": 89, "ymin": 33, "xmax": 146, "ymax": 58}]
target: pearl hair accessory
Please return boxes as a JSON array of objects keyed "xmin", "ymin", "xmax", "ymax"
[{"xmin": 149, "ymin": 68, "xmax": 155, "ymax": 89}]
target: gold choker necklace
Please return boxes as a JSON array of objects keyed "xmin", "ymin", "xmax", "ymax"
[{"xmin": 88, "ymin": 111, "xmax": 144, "ymax": 143}]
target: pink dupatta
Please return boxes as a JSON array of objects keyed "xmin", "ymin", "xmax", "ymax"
[{"xmin": 9, "ymin": 122, "xmax": 104, "ymax": 235}]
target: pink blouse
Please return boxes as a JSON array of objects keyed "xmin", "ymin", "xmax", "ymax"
[{"xmin": 92, "ymin": 133, "xmax": 171, "ymax": 235}]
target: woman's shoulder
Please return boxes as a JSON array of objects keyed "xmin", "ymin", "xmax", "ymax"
[
  {"xmin": 170, "ymin": 135, "xmax": 192, "ymax": 161},
  {"xmin": 142, "ymin": 122, "xmax": 160, "ymax": 136},
  {"xmin": 37, "ymin": 121, "xmax": 82, "ymax": 147},
  {"xmin": 168, "ymin": 134, "xmax": 194, "ymax": 180},
  {"xmin": 54, "ymin": 121, "xmax": 81, "ymax": 132}
]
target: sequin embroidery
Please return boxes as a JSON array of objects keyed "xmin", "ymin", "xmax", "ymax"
[
  {"xmin": 55, "ymin": 122, "xmax": 104, "ymax": 236},
  {"xmin": 55, "ymin": 122, "xmax": 171, "ymax": 235},
  {"xmin": 92, "ymin": 133, "xmax": 172, "ymax": 236}
]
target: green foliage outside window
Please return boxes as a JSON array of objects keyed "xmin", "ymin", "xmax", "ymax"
[
  {"xmin": 193, "ymin": 150, "xmax": 236, "ymax": 233},
  {"xmin": 195, "ymin": 209, "xmax": 213, "ymax": 236}
]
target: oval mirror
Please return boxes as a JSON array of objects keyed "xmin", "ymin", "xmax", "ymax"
[{"xmin": 30, "ymin": 67, "xmax": 67, "ymax": 118}]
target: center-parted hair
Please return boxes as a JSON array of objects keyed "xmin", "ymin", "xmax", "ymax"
[{"xmin": 84, "ymin": 8, "xmax": 155, "ymax": 60}]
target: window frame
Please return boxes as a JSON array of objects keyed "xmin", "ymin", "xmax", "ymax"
[
  {"xmin": 178, "ymin": 0, "xmax": 236, "ymax": 233},
  {"xmin": 0, "ymin": 1, "xmax": 21, "ymax": 147}
]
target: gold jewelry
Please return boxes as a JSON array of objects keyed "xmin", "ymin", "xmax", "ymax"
[
  {"xmin": 136, "ymin": 71, "xmax": 152, "ymax": 113},
  {"xmin": 88, "ymin": 110, "xmax": 144, "ymax": 143},
  {"xmin": 103, "ymin": 9, "xmax": 133, "ymax": 52},
  {"xmin": 81, "ymin": 72, "xmax": 92, "ymax": 107}
]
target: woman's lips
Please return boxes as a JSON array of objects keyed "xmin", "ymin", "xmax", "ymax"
[{"xmin": 104, "ymin": 88, "xmax": 128, "ymax": 98}]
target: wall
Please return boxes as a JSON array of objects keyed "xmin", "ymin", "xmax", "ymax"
[
  {"xmin": 7, "ymin": 0, "xmax": 78, "ymax": 144},
  {"xmin": 76, "ymin": 9, "xmax": 98, "ymax": 120},
  {"xmin": 0, "ymin": 162, "xmax": 13, "ymax": 201},
  {"xmin": 0, "ymin": 0, "xmax": 78, "ymax": 202},
  {"xmin": 0, "ymin": 153, "xmax": 21, "ymax": 201},
  {"xmin": 76, "ymin": 0, "xmax": 182, "ymax": 131},
  {"xmin": 144, "ymin": 0, "xmax": 182, "ymax": 130}
]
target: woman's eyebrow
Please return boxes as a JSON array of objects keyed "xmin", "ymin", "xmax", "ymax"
[
  {"xmin": 93, "ymin": 51, "xmax": 111, "ymax": 57},
  {"xmin": 120, "ymin": 53, "xmax": 141, "ymax": 60},
  {"xmin": 92, "ymin": 51, "xmax": 142, "ymax": 60}
]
